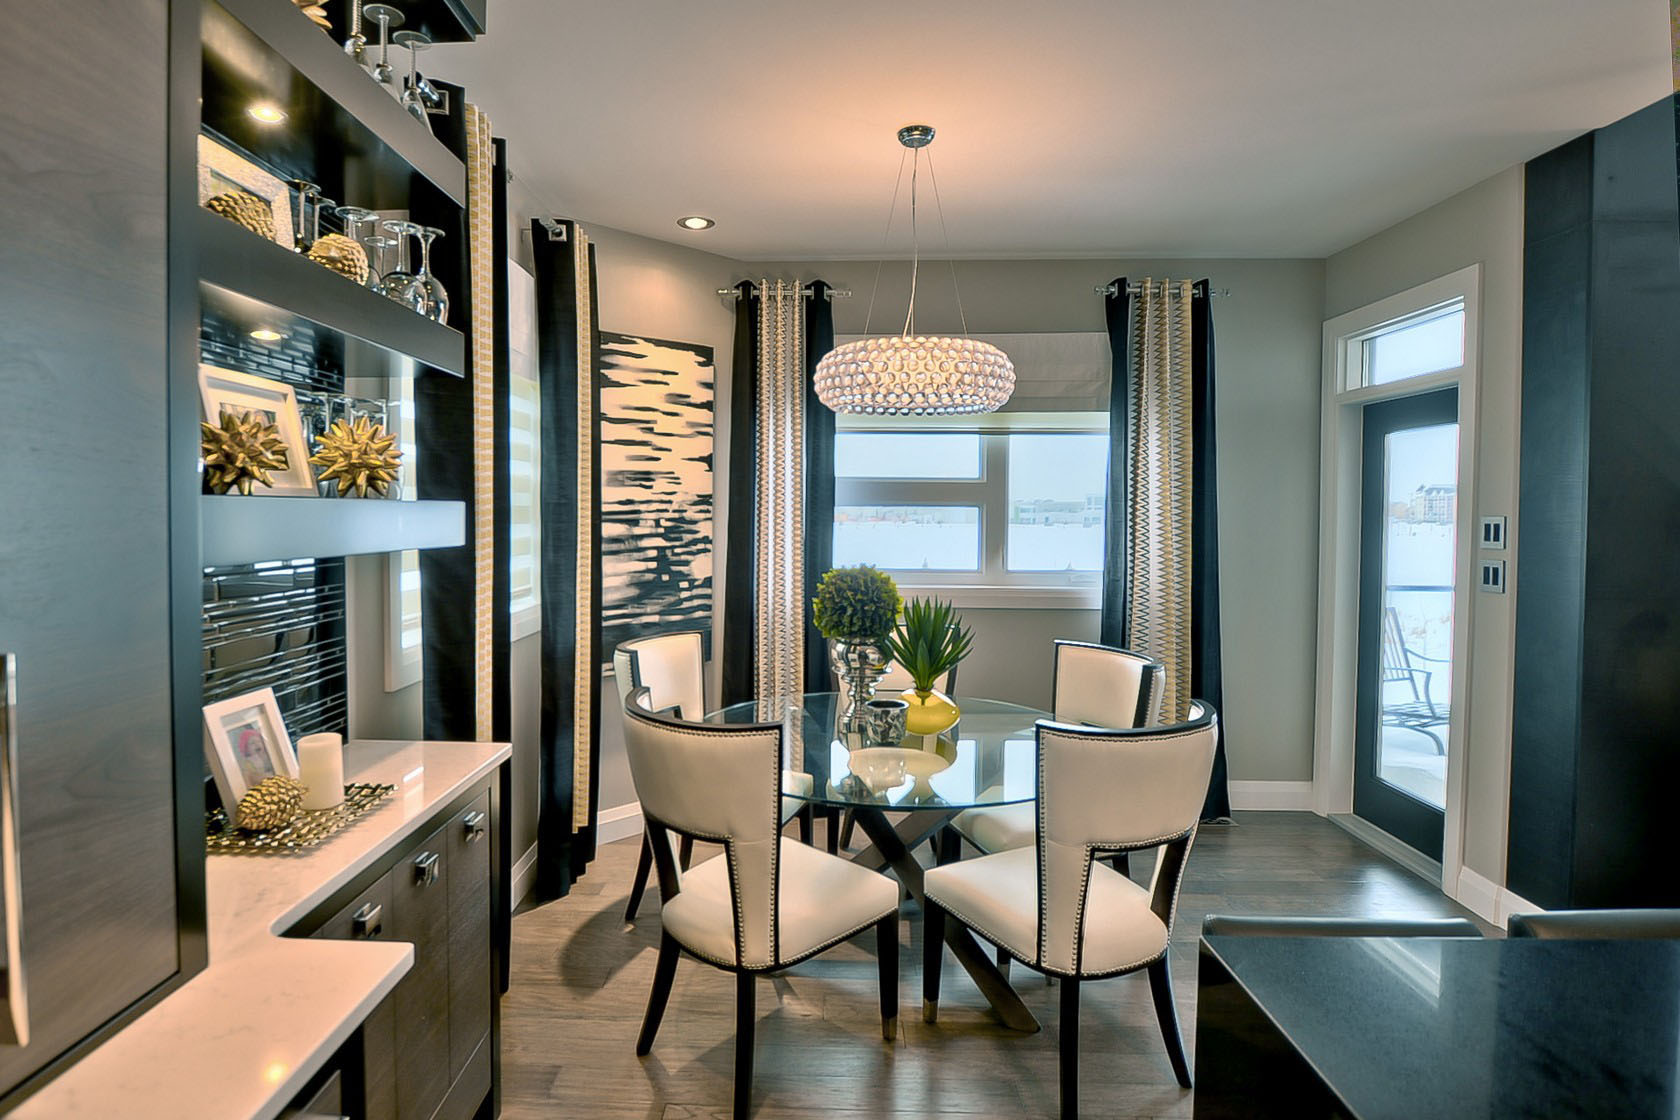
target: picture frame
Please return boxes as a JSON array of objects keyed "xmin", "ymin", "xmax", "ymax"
[
  {"xmin": 197, "ymin": 132, "xmax": 295, "ymax": 249},
  {"xmin": 203, "ymin": 687, "xmax": 298, "ymax": 812},
  {"xmin": 198, "ymin": 364, "xmax": 318, "ymax": 496}
]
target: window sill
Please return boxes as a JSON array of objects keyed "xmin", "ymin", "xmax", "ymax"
[
  {"xmin": 511, "ymin": 606, "xmax": 541, "ymax": 643},
  {"xmin": 893, "ymin": 584, "xmax": 1101, "ymax": 611}
]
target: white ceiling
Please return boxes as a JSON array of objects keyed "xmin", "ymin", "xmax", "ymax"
[{"xmin": 433, "ymin": 0, "xmax": 1669, "ymax": 260}]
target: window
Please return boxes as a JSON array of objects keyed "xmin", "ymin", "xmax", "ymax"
[
  {"xmin": 384, "ymin": 374, "xmax": 423, "ymax": 692},
  {"xmin": 1345, "ymin": 300, "xmax": 1466, "ymax": 390},
  {"xmin": 508, "ymin": 361, "xmax": 541, "ymax": 638},
  {"xmin": 833, "ymin": 416, "xmax": 1108, "ymax": 606}
]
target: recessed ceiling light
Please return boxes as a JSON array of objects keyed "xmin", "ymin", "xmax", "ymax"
[
  {"xmin": 677, "ymin": 215, "xmax": 715, "ymax": 231},
  {"xmin": 247, "ymin": 102, "xmax": 287, "ymax": 125},
  {"xmin": 250, "ymin": 328, "xmax": 284, "ymax": 342}
]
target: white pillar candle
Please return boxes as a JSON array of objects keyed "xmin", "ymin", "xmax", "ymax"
[{"xmin": 296, "ymin": 733, "xmax": 345, "ymax": 810}]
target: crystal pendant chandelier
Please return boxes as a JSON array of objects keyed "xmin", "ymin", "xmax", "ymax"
[{"xmin": 813, "ymin": 125, "xmax": 1014, "ymax": 415}]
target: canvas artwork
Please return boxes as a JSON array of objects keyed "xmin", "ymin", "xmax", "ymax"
[{"xmin": 599, "ymin": 332, "xmax": 715, "ymax": 660}]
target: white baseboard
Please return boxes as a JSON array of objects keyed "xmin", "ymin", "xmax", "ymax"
[
  {"xmin": 1228, "ymin": 780, "xmax": 1316, "ymax": 811},
  {"xmin": 511, "ymin": 843, "xmax": 538, "ymax": 911},
  {"xmin": 597, "ymin": 801, "xmax": 644, "ymax": 845},
  {"xmin": 1455, "ymin": 866, "xmax": 1542, "ymax": 929}
]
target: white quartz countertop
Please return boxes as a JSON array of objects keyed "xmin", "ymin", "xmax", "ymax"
[{"xmin": 17, "ymin": 739, "xmax": 510, "ymax": 1120}]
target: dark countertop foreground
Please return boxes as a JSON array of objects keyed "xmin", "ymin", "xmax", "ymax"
[{"xmin": 1198, "ymin": 935, "xmax": 1680, "ymax": 1119}]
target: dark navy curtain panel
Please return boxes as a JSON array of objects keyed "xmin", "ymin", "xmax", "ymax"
[
  {"xmin": 531, "ymin": 217, "xmax": 603, "ymax": 898},
  {"xmin": 720, "ymin": 281, "xmax": 834, "ymax": 706},
  {"xmin": 1102, "ymin": 277, "xmax": 1231, "ymax": 821}
]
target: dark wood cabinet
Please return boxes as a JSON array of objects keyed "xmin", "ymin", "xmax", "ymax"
[
  {"xmin": 0, "ymin": 0, "xmax": 205, "ymax": 1107},
  {"xmin": 305, "ymin": 782, "xmax": 497, "ymax": 1120}
]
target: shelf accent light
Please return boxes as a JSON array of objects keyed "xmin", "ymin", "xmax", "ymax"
[{"xmin": 246, "ymin": 102, "xmax": 287, "ymax": 125}]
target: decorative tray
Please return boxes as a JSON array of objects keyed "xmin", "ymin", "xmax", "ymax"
[{"xmin": 205, "ymin": 782, "xmax": 396, "ymax": 854}]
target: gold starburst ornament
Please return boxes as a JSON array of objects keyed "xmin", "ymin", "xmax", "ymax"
[
  {"xmin": 202, "ymin": 409, "xmax": 291, "ymax": 495},
  {"xmin": 309, "ymin": 415, "xmax": 402, "ymax": 498}
]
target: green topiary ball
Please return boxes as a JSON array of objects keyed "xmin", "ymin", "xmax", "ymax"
[{"xmin": 812, "ymin": 565, "xmax": 902, "ymax": 641}]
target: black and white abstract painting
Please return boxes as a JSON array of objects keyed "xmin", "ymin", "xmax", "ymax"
[{"xmin": 599, "ymin": 331, "xmax": 715, "ymax": 659}]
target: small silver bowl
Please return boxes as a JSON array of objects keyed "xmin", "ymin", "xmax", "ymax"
[{"xmin": 862, "ymin": 697, "xmax": 909, "ymax": 746}]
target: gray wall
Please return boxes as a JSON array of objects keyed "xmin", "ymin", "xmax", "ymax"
[
  {"xmin": 1323, "ymin": 166, "xmax": 1526, "ymax": 885},
  {"xmin": 753, "ymin": 256, "xmax": 1327, "ymax": 783}
]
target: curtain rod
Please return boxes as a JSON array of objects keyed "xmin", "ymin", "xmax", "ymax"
[
  {"xmin": 717, "ymin": 284, "xmax": 853, "ymax": 301},
  {"xmin": 1095, "ymin": 282, "xmax": 1230, "ymax": 298}
]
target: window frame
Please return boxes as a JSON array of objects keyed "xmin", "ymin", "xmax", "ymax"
[{"xmin": 834, "ymin": 412, "xmax": 1106, "ymax": 609}]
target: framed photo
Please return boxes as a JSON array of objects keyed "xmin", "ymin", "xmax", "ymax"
[
  {"xmin": 203, "ymin": 688, "xmax": 298, "ymax": 811},
  {"xmin": 197, "ymin": 132, "xmax": 294, "ymax": 249},
  {"xmin": 198, "ymin": 364, "xmax": 318, "ymax": 495}
]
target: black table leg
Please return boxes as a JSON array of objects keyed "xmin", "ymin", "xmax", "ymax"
[{"xmin": 848, "ymin": 807, "xmax": 1040, "ymax": 1033}]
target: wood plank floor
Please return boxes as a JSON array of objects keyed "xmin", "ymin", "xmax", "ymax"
[{"xmin": 503, "ymin": 812, "xmax": 1484, "ymax": 1119}]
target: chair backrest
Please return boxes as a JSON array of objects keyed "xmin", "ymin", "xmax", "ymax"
[
  {"xmin": 619, "ymin": 698, "xmax": 783, "ymax": 968},
  {"xmin": 1051, "ymin": 639, "xmax": 1165, "ymax": 728},
  {"xmin": 1034, "ymin": 702, "xmax": 1218, "ymax": 975},
  {"xmin": 1380, "ymin": 606, "xmax": 1412, "ymax": 681},
  {"xmin": 613, "ymin": 630, "xmax": 705, "ymax": 721},
  {"xmin": 1202, "ymin": 915, "xmax": 1482, "ymax": 938},
  {"xmin": 1507, "ymin": 909, "xmax": 1680, "ymax": 940}
]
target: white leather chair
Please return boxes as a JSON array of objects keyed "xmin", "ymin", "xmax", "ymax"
[
  {"xmin": 622, "ymin": 694, "xmax": 901, "ymax": 1120},
  {"xmin": 949, "ymin": 640, "xmax": 1164, "ymax": 858},
  {"xmin": 613, "ymin": 631, "xmax": 815, "ymax": 921},
  {"xmin": 922, "ymin": 703, "xmax": 1219, "ymax": 1119}
]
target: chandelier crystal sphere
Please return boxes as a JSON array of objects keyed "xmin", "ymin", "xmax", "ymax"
[
  {"xmin": 814, "ymin": 123, "xmax": 1014, "ymax": 416},
  {"xmin": 813, "ymin": 335, "xmax": 1015, "ymax": 415}
]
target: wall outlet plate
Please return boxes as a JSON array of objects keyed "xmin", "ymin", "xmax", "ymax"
[
  {"xmin": 1479, "ymin": 515, "xmax": 1507, "ymax": 550},
  {"xmin": 1480, "ymin": 559, "xmax": 1507, "ymax": 593}
]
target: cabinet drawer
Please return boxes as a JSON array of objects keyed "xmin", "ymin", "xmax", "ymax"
[
  {"xmin": 310, "ymin": 872, "xmax": 397, "ymax": 1120},
  {"xmin": 447, "ymin": 790, "xmax": 492, "ymax": 1080},
  {"xmin": 391, "ymin": 820, "xmax": 452, "ymax": 1120}
]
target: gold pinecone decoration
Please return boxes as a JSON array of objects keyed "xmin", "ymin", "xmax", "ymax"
[
  {"xmin": 205, "ymin": 190, "xmax": 276, "ymax": 241},
  {"xmin": 235, "ymin": 775, "xmax": 306, "ymax": 831},
  {"xmin": 306, "ymin": 233, "xmax": 369, "ymax": 285},
  {"xmin": 202, "ymin": 409, "xmax": 292, "ymax": 496},
  {"xmin": 309, "ymin": 415, "xmax": 401, "ymax": 498}
]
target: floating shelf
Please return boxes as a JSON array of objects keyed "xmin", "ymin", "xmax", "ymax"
[
  {"xmin": 198, "ymin": 207, "xmax": 465, "ymax": 377},
  {"xmin": 204, "ymin": 0, "xmax": 466, "ymax": 208},
  {"xmin": 201, "ymin": 496, "xmax": 465, "ymax": 567}
]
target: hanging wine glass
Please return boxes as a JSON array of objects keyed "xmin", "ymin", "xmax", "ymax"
[
  {"xmin": 362, "ymin": 233, "xmax": 396, "ymax": 295},
  {"xmin": 362, "ymin": 4, "xmax": 403, "ymax": 85},
  {"xmin": 379, "ymin": 219, "xmax": 427, "ymax": 314},
  {"xmin": 415, "ymin": 226, "xmax": 449, "ymax": 324},
  {"xmin": 287, "ymin": 180, "xmax": 321, "ymax": 252},
  {"xmin": 334, "ymin": 206, "xmax": 383, "ymax": 292},
  {"xmin": 342, "ymin": 0, "xmax": 366, "ymax": 62},
  {"xmin": 392, "ymin": 30, "xmax": 433, "ymax": 132}
]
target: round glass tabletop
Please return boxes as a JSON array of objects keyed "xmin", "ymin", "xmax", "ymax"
[{"xmin": 706, "ymin": 692, "xmax": 1047, "ymax": 811}]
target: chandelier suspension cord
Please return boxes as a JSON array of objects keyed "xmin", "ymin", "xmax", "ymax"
[
  {"xmin": 903, "ymin": 148, "xmax": 921, "ymax": 337},
  {"xmin": 924, "ymin": 150, "xmax": 971, "ymax": 338},
  {"xmin": 862, "ymin": 148, "xmax": 911, "ymax": 337}
]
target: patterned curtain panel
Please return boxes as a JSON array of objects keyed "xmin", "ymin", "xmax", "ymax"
[
  {"xmin": 531, "ymin": 217, "xmax": 602, "ymax": 898},
  {"xmin": 721, "ymin": 281, "xmax": 833, "ymax": 708},
  {"xmin": 1102, "ymin": 277, "xmax": 1231, "ymax": 820}
]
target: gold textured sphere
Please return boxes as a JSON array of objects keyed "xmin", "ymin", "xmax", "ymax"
[
  {"xmin": 306, "ymin": 233, "xmax": 370, "ymax": 285},
  {"xmin": 813, "ymin": 336, "xmax": 1015, "ymax": 415},
  {"xmin": 205, "ymin": 190, "xmax": 276, "ymax": 241}
]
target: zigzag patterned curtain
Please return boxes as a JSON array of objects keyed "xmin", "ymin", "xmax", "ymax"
[{"xmin": 1103, "ymin": 277, "xmax": 1231, "ymax": 820}]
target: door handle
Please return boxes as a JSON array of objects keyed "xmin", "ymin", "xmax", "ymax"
[
  {"xmin": 461, "ymin": 810, "xmax": 486, "ymax": 844},
  {"xmin": 413, "ymin": 851, "xmax": 440, "ymax": 887},
  {"xmin": 351, "ymin": 902, "xmax": 383, "ymax": 939},
  {"xmin": 0, "ymin": 656, "xmax": 28, "ymax": 1046}
]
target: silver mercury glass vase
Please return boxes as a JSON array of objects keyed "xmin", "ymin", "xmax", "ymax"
[{"xmin": 829, "ymin": 637, "xmax": 890, "ymax": 743}]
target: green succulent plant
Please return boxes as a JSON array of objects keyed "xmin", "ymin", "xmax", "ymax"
[
  {"xmin": 884, "ymin": 597, "xmax": 975, "ymax": 693},
  {"xmin": 812, "ymin": 565, "xmax": 902, "ymax": 641}
]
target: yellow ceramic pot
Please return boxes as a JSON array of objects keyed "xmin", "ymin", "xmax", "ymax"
[{"xmin": 903, "ymin": 687, "xmax": 960, "ymax": 736}]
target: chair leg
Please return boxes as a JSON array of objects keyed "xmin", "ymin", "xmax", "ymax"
[
  {"xmin": 936, "ymin": 827, "xmax": 960, "ymax": 866},
  {"xmin": 679, "ymin": 835, "xmax": 694, "ymax": 870},
  {"xmin": 922, "ymin": 900, "xmax": 945, "ymax": 1023},
  {"xmin": 838, "ymin": 808, "xmax": 856, "ymax": 851},
  {"xmin": 1060, "ymin": 977, "xmax": 1081, "ymax": 1120},
  {"xmin": 1106, "ymin": 851, "xmax": 1131, "ymax": 878},
  {"xmin": 797, "ymin": 804, "xmax": 814, "ymax": 845},
  {"xmin": 824, "ymin": 808, "xmax": 839, "ymax": 855},
  {"xmin": 636, "ymin": 932, "xmax": 680, "ymax": 1056},
  {"xmin": 877, "ymin": 914, "xmax": 898, "ymax": 1041},
  {"xmin": 995, "ymin": 945, "xmax": 1011, "ymax": 980},
  {"xmin": 624, "ymin": 834, "xmax": 655, "ymax": 921},
  {"xmin": 734, "ymin": 972, "xmax": 756, "ymax": 1120},
  {"xmin": 1147, "ymin": 957, "xmax": 1193, "ymax": 1088}
]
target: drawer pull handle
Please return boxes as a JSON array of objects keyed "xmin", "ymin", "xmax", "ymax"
[
  {"xmin": 462, "ymin": 810, "xmax": 487, "ymax": 844},
  {"xmin": 351, "ymin": 902, "xmax": 383, "ymax": 939},
  {"xmin": 413, "ymin": 851, "xmax": 440, "ymax": 887}
]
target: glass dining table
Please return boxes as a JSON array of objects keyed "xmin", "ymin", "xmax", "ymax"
[{"xmin": 707, "ymin": 692, "xmax": 1046, "ymax": 1032}]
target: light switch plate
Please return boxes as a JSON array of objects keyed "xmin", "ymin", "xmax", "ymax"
[
  {"xmin": 1479, "ymin": 516, "xmax": 1507, "ymax": 551},
  {"xmin": 1479, "ymin": 559, "xmax": 1506, "ymax": 593}
]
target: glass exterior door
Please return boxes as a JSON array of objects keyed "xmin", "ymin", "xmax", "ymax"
[{"xmin": 1354, "ymin": 387, "xmax": 1458, "ymax": 859}]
